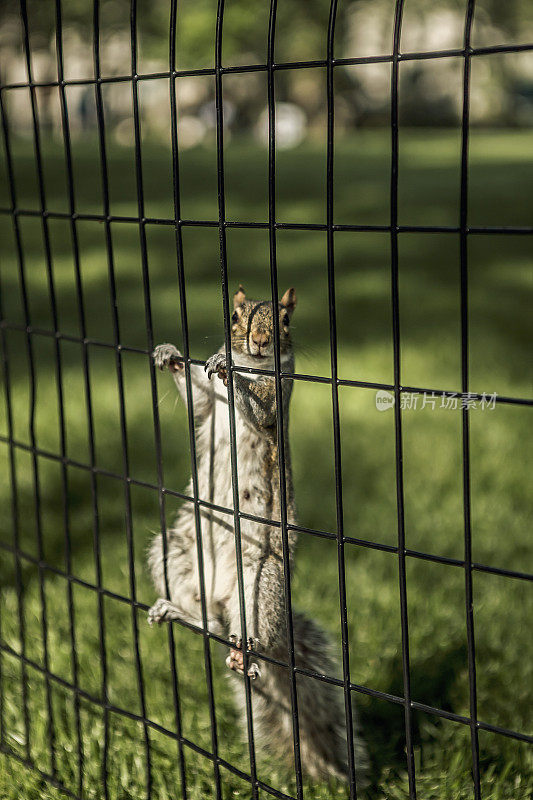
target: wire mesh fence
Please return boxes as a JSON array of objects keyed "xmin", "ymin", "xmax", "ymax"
[{"xmin": 0, "ymin": 1, "xmax": 532, "ymax": 799}]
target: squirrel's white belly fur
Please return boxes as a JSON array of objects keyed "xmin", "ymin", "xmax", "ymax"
[
  {"xmin": 190, "ymin": 392, "xmax": 286, "ymax": 627},
  {"xmin": 151, "ymin": 386, "xmax": 291, "ymax": 645}
]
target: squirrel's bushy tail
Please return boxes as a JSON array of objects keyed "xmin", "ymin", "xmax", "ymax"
[{"xmin": 232, "ymin": 611, "xmax": 368, "ymax": 785}]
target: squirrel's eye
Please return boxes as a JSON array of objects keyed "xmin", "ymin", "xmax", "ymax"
[
  {"xmin": 283, "ymin": 314, "xmax": 290, "ymax": 327},
  {"xmin": 231, "ymin": 311, "xmax": 239, "ymax": 324}
]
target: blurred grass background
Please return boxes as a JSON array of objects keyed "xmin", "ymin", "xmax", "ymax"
[{"xmin": 0, "ymin": 128, "xmax": 532, "ymax": 800}]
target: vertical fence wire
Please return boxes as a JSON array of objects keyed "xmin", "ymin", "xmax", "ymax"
[
  {"xmin": 128, "ymin": 1, "xmax": 166, "ymax": 795},
  {"xmin": 132, "ymin": 2, "xmax": 210, "ymax": 798},
  {"xmin": 0, "ymin": 84, "xmax": 32, "ymax": 765},
  {"xmin": 213, "ymin": 2, "xmax": 260, "ymax": 796},
  {"xmin": 55, "ymin": 1, "xmax": 111, "ymax": 796},
  {"xmin": 326, "ymin": 2, "xmax": 359, "ymax": 797},
  {"xmin": 167, "ymin": 3, "xmax": 225, "ymax": 793},
  {"xmin": 390, "ymin": 2, "xmax": 417, "ymax": 798},
  {"xmin": 0, "ymin": 562, "xmax": 2, "ymax": 753},
  {"xmin": 97, "ymin": 3, "xmax": 155, "ymax": 798},
  {"xmin": 460, "ymin": 3, "xmax": 482, "ymax": 798},
  {"xmin": 19, "ymin": 0, "xmax": 59, "ymax": 776},
  {"xmin": 81, "ymin": 12, "xmax": 112, "ymax": 799},
  {"xmin": 91, "ymin": 2, "xmax": 123, "ymax": 795},
  {"xmin": 159, "ymin": 6, "xmax": 191, "ymax": 794},
  {"xmin": 0, "ymin": 546, "xmax": 2, "ymax": 750},
  {"xmin": 53, "ymin": 1, "xmax": 84, "ymax": 793},
  {"xmin": 266, "ymin": 1, "xmax": 305, "ymax": 796}
]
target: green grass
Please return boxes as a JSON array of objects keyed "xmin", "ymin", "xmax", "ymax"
[{"xmin": 0, "ymin": 129, "xmax": 532, "ymax": 799}]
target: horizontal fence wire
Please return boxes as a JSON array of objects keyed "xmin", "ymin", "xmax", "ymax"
[
  {"xmin": 0, "ymin": 324, "xmax": 531, "ymax": 406},
  {"xmin": 0, "ymin": 1, "xmax": 532, "ymax": 800},
  {"xmin": 2, "ymin": 39, "xmax": 533, "ymax": 92},
  {"xmin": 1, "ymin": 209, "xmax": 533, "ymax": 236}
]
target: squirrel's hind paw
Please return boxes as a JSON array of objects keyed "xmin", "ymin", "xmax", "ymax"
[
  {"xmin": 226, "ymin": 635, "xmax": 261, "ymax": 680},
  {"xmin": 225, "ymin": 650, "xmax": 261, "ymax": 680}
]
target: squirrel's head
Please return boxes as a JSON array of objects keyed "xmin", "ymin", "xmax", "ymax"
[{"xmin": 230, "ymin": 285, "xmax": 297, "ymax": 365}]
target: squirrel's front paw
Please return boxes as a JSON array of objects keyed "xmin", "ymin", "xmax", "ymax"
[
  {"xmin": 205, "ymin": 353, "xmax": 228, "ymax": 386},
  {"xmin": 147, "ymin": 597, "xmax": 181, "ymax": 625},
  {"xmin": 153, "ymin": 343, "xmax": 184, "ymax": 374}
]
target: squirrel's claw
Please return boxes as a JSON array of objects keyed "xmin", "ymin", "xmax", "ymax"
[
  {"xmin": 205, "ymin": 352, "xmax": 228, "ymax": 385},
  {"xmin": 246, "ymin": 662, "xmax": 261, "ymax": 680}
]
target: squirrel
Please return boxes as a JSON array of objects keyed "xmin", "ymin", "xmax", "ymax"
[{"xmin": 147, "ymin": 286, "xmax": 367, "ymax": 784}]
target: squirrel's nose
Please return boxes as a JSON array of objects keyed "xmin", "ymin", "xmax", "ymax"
[{"xmin": 252, "ymin": 332, "xmax": 269, "ymax": 349}]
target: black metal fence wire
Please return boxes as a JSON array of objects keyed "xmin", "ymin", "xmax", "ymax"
[{"xmin": 0, "ymin": 1, "xmax": 532, "ymax": 799}]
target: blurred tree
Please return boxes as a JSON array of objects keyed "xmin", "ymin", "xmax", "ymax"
[
  {"xmin": 1, "ymin": 0, "xmax": 532, "ymax": 65},
  {"xmin": 0, "ymin": 0, "xmax": 532, "ymax": 133}
]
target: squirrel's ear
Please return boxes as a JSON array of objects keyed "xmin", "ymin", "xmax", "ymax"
[
  {"xmin": 233, "ymin": 285, "xmax": 246, "ymax": 308},
  {"xmin": 280, "ymin": 287, "xmax": 297, "ymax": 316}
]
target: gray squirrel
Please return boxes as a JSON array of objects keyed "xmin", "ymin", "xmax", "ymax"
[{"xmin": 147, "ymin": 286, "xmax": 367, "ymax": 783}]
